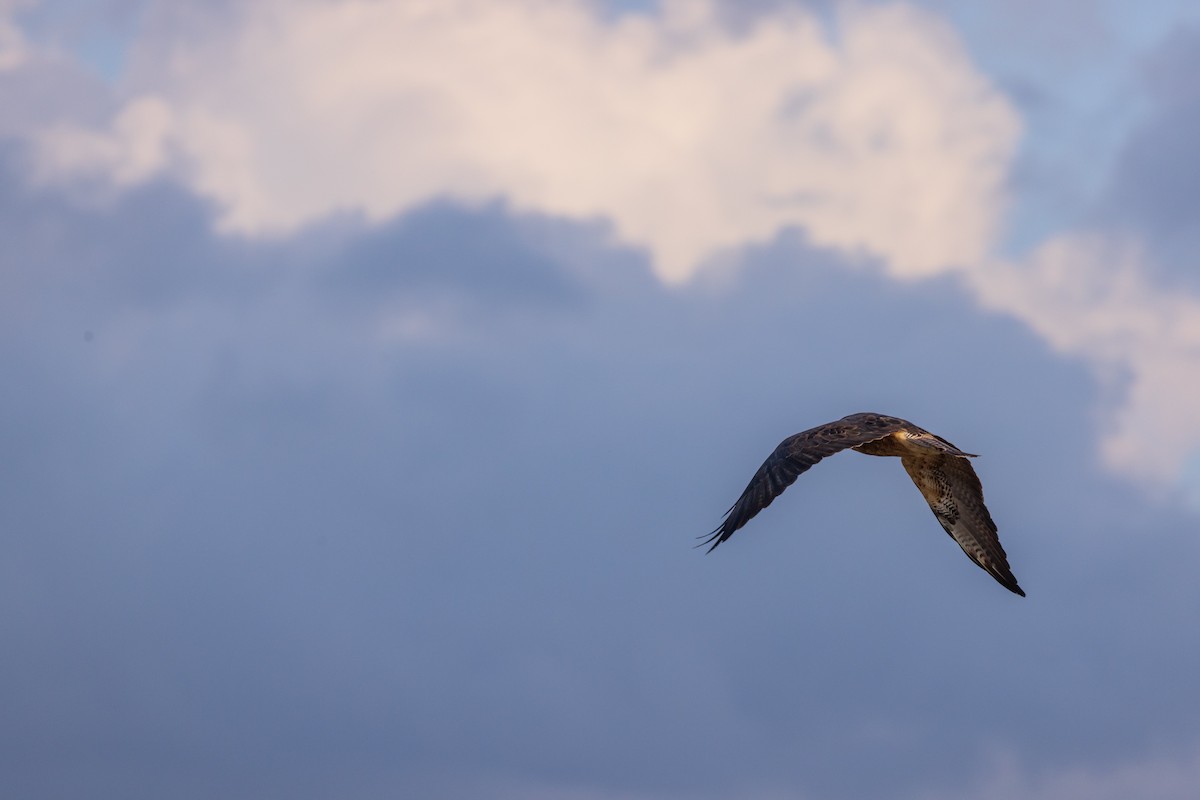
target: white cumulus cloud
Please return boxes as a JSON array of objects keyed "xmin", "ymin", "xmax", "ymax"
[
  {"xmin": 975, "ymin": 236, "xmax": 1200, "ymax": 487},
  {"xmin": 31, "ymin": 0, "xmax": 1018, "ymax": 283}
]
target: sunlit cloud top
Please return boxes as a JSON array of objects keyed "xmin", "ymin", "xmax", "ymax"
[{"xmin": 33, "ymin": 0, "xmax": 1019, "ymax": 283}]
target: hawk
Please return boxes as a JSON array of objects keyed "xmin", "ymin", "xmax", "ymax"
[{"xmin": 704, "ymin": 412, "xmax": 1024, "ymax": 596}]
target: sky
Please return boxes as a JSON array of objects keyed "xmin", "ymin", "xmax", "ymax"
[{"xmin": 3, "ymin": 1, "xmax": 1200, "ymax": 798}]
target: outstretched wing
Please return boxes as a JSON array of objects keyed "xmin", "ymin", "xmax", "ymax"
[
  {"xmin": 702, "ymin": 414, "xmax": 909, "ymax": 552},
  {"xmin": 900, "ymin": 454, "xmax": 1025, "ymax": 596}
]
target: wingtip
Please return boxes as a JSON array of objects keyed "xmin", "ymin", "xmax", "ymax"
[
  {"xmin": 989, "ymin": 566, "xmax": 1025, "ymax": 597},
  {"xmin": 697, "ymin": 527, "xmax": 725, "ymax": 553},
  {"xmin": 999, "ymin": 574, "xmax": 1026, "ymax": 597}
]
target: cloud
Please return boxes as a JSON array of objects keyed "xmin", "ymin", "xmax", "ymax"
[
  {"xmin": 971, "ymin": 236, "xmax": 1200, "ymax": 486},
  {"xmin": 37, "ymin": 94, "xmax": 173, "ymax": 183},
  {"xmin": 1097, "ymin": 23, "xmax": 1200, "ymax": 289},
  {"xmin": 0, "ymin": 1, "xmax": 32, "ymax": 71},
  {"xmin": 0, "ymin": 1, "xmax": 118, "ymax": 140},
  {"xmin": 6, "ymin": 7, "xmax": 1200, "ymax": 799},
  {"xmin": 13, "ymin": 0, "xmax": 1200, "ymax": 488},
  {"xmin": 5, "ymin": 148, "xmax": 1200, "ymax": 799},
  {"xmin": 364, "ymin": 742, "xmax": 1200, "ymax": 800},
  {"xmin": 18, "ymin": 103, "xmax": 1200, "ymax": 794},
  {"xmin": 30, "ymin": 0, "xmax": 1018, "ymax": 283},
  {"xmin": 954, "ymin": 22, "xmax": 1200, "ymax": 489},
  {"xmin": 922, "ymin": 745, "xmax": 1200, "ymax": 800}
]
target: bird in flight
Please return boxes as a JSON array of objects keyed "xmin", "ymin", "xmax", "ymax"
[{"xmin": 704, "ymin": 412, "xmax": 1024, "ymax": 596}]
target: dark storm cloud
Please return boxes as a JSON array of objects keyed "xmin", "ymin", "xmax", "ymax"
[{"xmin": 3, "ymin": 148, "xmax": 1200, "ymax": 800}]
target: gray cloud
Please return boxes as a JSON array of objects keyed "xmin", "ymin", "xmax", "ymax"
[
  {"xmin": 1099, "ymin": 24, "xmax": 1200, "ymax": 290},
  {"xmin": 331, "ymin": 200, "xmax": 588, "ymax": 310},
  {"xmin": 4, "ymin": 147, "xmax": 1200, "ymax": 800}
]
